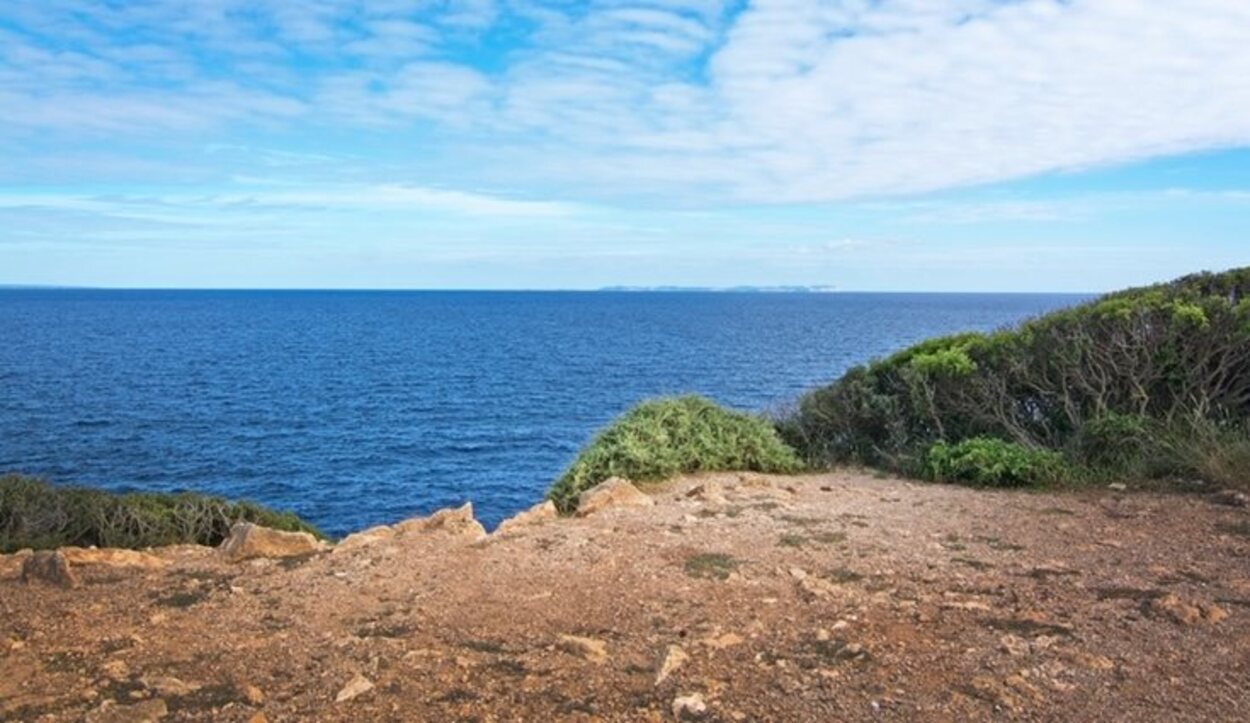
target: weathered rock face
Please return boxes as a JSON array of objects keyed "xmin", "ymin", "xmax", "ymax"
[
  {"xmin": 218, "ymin": 522, "xmax": 325, "ymax": 563},
  {"xmin": 495, "ymin": 500, "xmax": 558, "ymax": 535},
  {"xmin": 21, "ymin": 550, "xmax": 78, "ymax": 588},
  {"xmin": 395, "ymin": 502, "xmax": 487, "ymax": 540},
  {"xmin": 576, "ymin": 477, "xmax": 654, "ymax": 517}
]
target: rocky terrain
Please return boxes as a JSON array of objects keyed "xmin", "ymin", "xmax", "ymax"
[{"xmin": 2, "ymin": 471, "xmax": 1249, "ymax": 722}]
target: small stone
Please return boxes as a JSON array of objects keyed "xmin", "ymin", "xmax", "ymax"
[
  {"xmin": 576, "ymin": 477, "xmax": 655, "ymax": 516},
  {"xmin": 142, "ymin": 676, "xmax": 200, "ymax": 697},
  {"xmin": 999, "ymin": 634, "xmax": 1029, "ymax": 657},
  {"xmin": 21, "ymin": 550, "xmax": 78, "ymax": 589},
  {"xmin": 334, "ymin": 673, "xmax": 375, "ymax": 703},
  {"xmin": 219, "ymin": 523, "xmax": 325, "ymax": 563},
  {"xmin": 248, "ymin": 714, "xmax": 269, "ymax": 723},
  {"xmin": 655, "ymin": 645, "xmax": 689, "ymax": 686},
  {"xmin": 672, "ymin": 692, "xmax": 708, "ymax": 720},
  {"xmin": 558, "ymin": 634, "xmax": 609, "ymax": 664},
  {"xmin": 701, "ymin": 632, "xmax": 743, "ymax": 650},
  {"xmin": 1107, "ymin": 483, "xmax": 1127, "ymax": 492},
  {"xmin": 85, "ymin": 698, "xmax": 168, "ymax": 723},
  {"xmin": 239, "ymin": 683, "xmax": 266, "ymax": 706},
  {"xmin": 685, "ymin": 482, "xmax": 727, "ymax": 504},
  {"xmin": 101, "ymin": 660, "xmax": 131, "ymax": 681}
]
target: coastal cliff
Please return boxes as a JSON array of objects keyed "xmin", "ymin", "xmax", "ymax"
[{"xmin": 3, "ymin": 471, "xmax": 1248, "ymax": 721}]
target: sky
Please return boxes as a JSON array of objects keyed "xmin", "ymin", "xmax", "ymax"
[{"xmin": 1, "ymin": 0, "xmax": 1248, "ymax": 292}]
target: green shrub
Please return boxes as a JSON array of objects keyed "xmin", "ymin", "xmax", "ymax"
[
  {"xmin": 924, "ymin": 438, "xmax": 1068, "ymax": 488},
  {"xmin": 548, "ymin": 395, "xmax": 803, "ymax": 512},
  {"xmin": 781, "ymin": 267, "xmax": 1250, "ymax": 489},
  {"xmin": 1074, "ymin": 413, "xmax": 1154, "ymax": 475},
  {"xmin": 0, "ymin": 474, "xmax": 324, "ymax": 553}
]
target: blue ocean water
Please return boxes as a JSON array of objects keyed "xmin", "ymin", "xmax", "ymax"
[{"xmin": 0, "ymin": 289, "xmax": 1084, "ymax": 536}]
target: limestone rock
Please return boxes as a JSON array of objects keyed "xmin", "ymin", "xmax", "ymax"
[
  {"xmin": 22, "ymin": 550, "xmax": 78, "ymax": 589},
  {"xmin": 334, "ymin": 525, "xmax": 396, "ymax": 553},
  {"xmin": 576, "ymin": 477, "xmax": 654, "ymax": 517},
  {"xmin": 558, "ymin": 634, "xmax": 609, "ymax": 664},
  {"xmin": 672, "ymin": 693, "xmax": 708, "ymax": 720},
  {"xmin": 334, "ymin": 673, "xmax": 374, "ymax": 703},
  {"xmin": 495, "ymin": 500, "xmax": 558, "ymax": 535},
  {"xmin": 62, "ymin": 547, "xmax": 167, "ymax": 570},
  {"xmin": 395, "ymin": 502, "xmax": 487, "ymax": 539},
  {"xmin": 219, "ymin": 523, "xmax": 324, "ymax": 563},
  {"xmin": 655, "ymin": 645, "xmax": 689, "ymax": 686}
]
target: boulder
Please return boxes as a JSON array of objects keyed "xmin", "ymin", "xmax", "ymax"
[
  {"xmin": 218, "ymin": 523, "xmax": 325, "ymax": 563},
  {"xmin": 495, "ymin": 500, "xmax": 558, "ymax": 535},
  {"xmin": 576, "ymin": 477, "xmax": 654, "ymax": 517},
  {"xmin": 21, "ymin": 550, "xmax": 78, "ymax": 589}
]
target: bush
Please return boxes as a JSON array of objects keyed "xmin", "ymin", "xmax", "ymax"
[
  {"xmin": 1074, "ymin": 413, "xmax": 1154, "ymax": 475},
  {"xmin": 0, "ymin": 474, "xmax": 324, "ymax": 553},
  {"xmin": 548, "ymin": 396, "xmax": 803, "ymax": 512},
  {"xmin": 781, "ymin": 267, "xmax": 1250, "ymax": 487},
  {"xmin": 924, "ymin": 438, "xmax": 1069, "ymax": 488}
]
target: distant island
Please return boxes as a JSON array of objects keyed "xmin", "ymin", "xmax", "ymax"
[{"xmin": 598, "ymin": 285, "xmax": 838, "ymax": 293}]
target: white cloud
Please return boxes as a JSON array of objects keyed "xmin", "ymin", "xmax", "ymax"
[{"xmin": 2, "ymin": 1, "xmax": 1250, "ymax": 202}]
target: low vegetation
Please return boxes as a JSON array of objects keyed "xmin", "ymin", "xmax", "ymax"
[
  {"xmin": 0, "ymin": 474, "xmax": 323, "ymax": 553},
  {"xmin": 779, "ymin": 268, "xmax": 1250, "ymax": 489},
  {"xmin": 547, "ymin": 395, "xmax": 803, "ymax": 512}
]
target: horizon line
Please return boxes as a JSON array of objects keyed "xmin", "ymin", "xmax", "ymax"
[{"xmin": 0, "ymin": 284, "xmax": 1097, "ymax": 296}]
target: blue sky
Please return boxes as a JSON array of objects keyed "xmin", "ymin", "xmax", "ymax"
[{"xmin": 1, "ymin": 0, "xmax": 1248, "ymax": 291}]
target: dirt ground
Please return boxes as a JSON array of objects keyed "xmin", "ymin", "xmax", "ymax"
[{"xmin": 2, "ymin": 470, "xmax": 1249, "ymax": 722}]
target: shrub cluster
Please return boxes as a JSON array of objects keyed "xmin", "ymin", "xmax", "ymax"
[
  {"xmin": 0, "ymin": 474, "xmax": 323, "ymax": 553},
  {"xmin": 780, "ymin": 268, "xmax": 1250, "ymax": 488},
  {"xmin": 547, "ymin": 395, "xmax": 803, "ymax": 512},
  {"xmin": 924, "ymin": 437, "xmax": 1068, "ymax": 488}
]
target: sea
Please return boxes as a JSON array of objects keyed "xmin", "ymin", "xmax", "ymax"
[{"xmin": 0, "ymin": 289, "xmax": 1086, "ymax": 536}]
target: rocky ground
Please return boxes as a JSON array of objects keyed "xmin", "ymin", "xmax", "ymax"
[{"xmin": 2, "ymin": 470, "xmax": 1250, "ymax": 722}]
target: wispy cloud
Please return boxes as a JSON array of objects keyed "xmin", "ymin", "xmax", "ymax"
[{"xmin": 4, "ymin": 1, "xmax": 1246, "ymax": 202}]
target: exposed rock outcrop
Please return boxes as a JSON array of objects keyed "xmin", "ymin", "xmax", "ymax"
[{"xmin": 576, "ymin": 477, "xmax": 654, "ymax": 517}]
